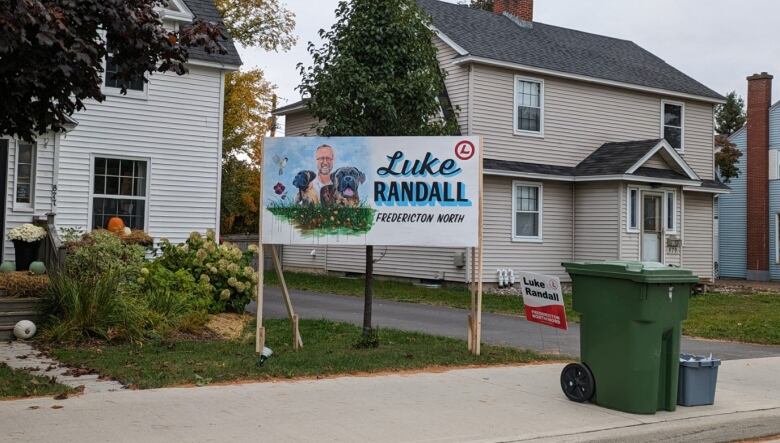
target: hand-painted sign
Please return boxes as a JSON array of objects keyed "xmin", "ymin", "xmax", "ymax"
[
  {"xmin": 262, "ymin": 136, "xmax": 481, "ymax": 247},
  {"xmin": 518, "ymin": 271, "xmax": 568, "ymax": 330}
]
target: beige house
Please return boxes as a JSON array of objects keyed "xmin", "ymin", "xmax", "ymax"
[{"xmin": 272, "ymin": 0, "xmax": 728, "ymax": 283}]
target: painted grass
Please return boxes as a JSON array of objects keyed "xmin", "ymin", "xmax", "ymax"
[
  {"xmin": 264, "ymin": 271, "xmax": 580, "ymax": 322},
  {"xmin": 48, "ymin": 319, "xmax": 553, "ymax": 389},
  {"xmin": 684, "ymin": 292, "xmax": 780, "ymax": 345},
  {"xmin": 0, "ymin": 363, "xmax": 74, "ymax": 400},
  {"xmin": 267, "ymin": 202, "xmax": 375, "ymax": 236}
]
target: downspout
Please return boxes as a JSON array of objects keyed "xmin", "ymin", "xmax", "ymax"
[{"xmin": 215, "ymin": 70, "xmax": 226, "ymax": 239}]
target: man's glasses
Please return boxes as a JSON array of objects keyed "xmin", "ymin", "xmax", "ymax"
[{"xmin": 316, "ymin": 157, "xmax": 333, "ymax": 162}]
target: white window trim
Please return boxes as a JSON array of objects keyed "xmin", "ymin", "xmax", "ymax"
[
  {"xmin": 511, "ymin": 181, "xmax": 543, "ymax": 242},
  {"xmin": 661, "ymin": 99, "xmax": 685, "ymax": 153},
  {"xmin": 12, "ymin": 140, "xmax": 36, "ymax": 212},
  {"xmin": 513, "ymin": 75, "xmax": 545, "ymax": 138},
  {"xmin": 87, "ymin": 154, "xmax": 152, "ymax": 231},
  {"xmin": 101, "ymin": 54, "xmax": 149, "ymax": 100},
  {"xmin": 626, "ymin": 186, "xmax": 640, "ymax": 233},
  {"xmin": 664, "ymin": 190, "xmax": 677, "ymax": 234},
  {"xmin": 776, "ymin": 213, "xmax": 780, "ymax": 265}
]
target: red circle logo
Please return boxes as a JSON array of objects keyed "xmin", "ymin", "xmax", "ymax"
[{"xmin": 455, "ymin": 140, "xmax": 476, "ymax": 160}]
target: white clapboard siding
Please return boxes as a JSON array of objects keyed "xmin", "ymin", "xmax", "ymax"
[
  {"xmin": 434, "ymin": 36, "xmax": 469, "ymax": 131},
  {"xmin": 2, "ymin": 134, "xmax": 57, "ymax": 263},
  {"xmin": 644, "ymin": 153, "xmax": 672, "ymax": 170},
  {"xmin": 282, "ymin": 244, "xmax": 327, "ymax": 271},
  {"xmin": 683, "ymin": 191, "xmax": 714, "ymax": 281},
  {"xmin": 283, "ymin": 110, "xmax": 320, "ymax": 137},
  {"xmin": 55, "ymin": 66, "xmax": 223, "ymax": 245},
  {"xmin": 482, "ymin": 176, "xmax": 573, "ymax": 281},
  {"xmin": 574, "ymin": 182, "xmax": 619, "ymax": 261},
  {"xmin": 470, "ymin": 64, "xmax": 714, "ymax": 180},
  {"xmin": 323, "ymin": 246, "xmax": 467, "ymax": 282}
]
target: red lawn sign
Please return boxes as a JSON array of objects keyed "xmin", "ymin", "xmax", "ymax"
[{"xmin": 518, "ymin": 271, "xmax": 568, "ymax": 331}]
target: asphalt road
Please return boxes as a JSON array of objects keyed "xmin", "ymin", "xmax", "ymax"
[{"xmin": 249, "ymin": 287, "xmax": 780, "ymax": 360}]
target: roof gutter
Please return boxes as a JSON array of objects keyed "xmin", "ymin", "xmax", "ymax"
[
  {"xmin": 484, "ymin": 168, "xmax": 703, "ymax": 187},
  {"xmin": 452, "ymin": 55, "xmax": 727, "ymax": 105}
]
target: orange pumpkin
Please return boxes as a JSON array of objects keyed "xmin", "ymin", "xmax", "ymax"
[{"xmin": 107, "ymin": 217, "xmax": 125, "ymax": 234}]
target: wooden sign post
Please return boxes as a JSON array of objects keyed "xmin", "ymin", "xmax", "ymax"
[{"xmin": 468, "ymin": 138, "xmax": 485, "ymax": 355}]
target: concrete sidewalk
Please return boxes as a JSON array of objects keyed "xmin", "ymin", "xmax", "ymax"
[
  {"xmin": 1, "ymin": 357, "xmax": 779, "ymax": 442},
  {"xmin": 254, "ymin": 287, "xmax": 780, "ymax": 360}
]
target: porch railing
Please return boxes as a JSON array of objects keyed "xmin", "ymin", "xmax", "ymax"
[{"xmin": 39, "ymin": 213, "xmax": 67, "ymax": 271}]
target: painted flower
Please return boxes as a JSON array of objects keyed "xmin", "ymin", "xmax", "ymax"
[{"xmin": 273, "ymin": 182, "xmax": 286, "ymax": 195}]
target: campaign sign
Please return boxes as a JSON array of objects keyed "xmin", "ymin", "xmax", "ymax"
[
  {"xmin": 518, "ymin": 271, "xmax": 568, "ymax": 330},
  {"xmin": 262, "ymin": 136, "xmax": 481, "ymax": 247}
]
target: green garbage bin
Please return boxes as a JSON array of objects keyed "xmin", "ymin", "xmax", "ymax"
[{"xmin": 560, "ymin": 261, "xmax": 699, "ymax": 414}]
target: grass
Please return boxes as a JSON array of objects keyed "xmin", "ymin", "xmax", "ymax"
[
  {"xmin": 47, "ymin": 319, "xmax": 553, "ymax": 389},
  {"xmin": 0, "ymin": 363, "xmax": 74, "ymax": 400},
  {"xmin": 684, "ymin": 292, "xmax": 780, "ymax": 345},
  {"xmin": 267, "ymin": 201, "xmax": 375, "ymax": 236},
  {"xmin": 265, "ymin": 271, "xmax": 580, "ymax": 322}
]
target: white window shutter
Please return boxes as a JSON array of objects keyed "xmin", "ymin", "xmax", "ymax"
[{"xmin": 770, "ymin": 149, "xmax": 779, "ymax": 181}]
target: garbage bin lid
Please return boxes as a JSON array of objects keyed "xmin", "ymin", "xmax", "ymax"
[{"xmin": 561, "ymin": 261, "xmax": 700, "ymax": 284}]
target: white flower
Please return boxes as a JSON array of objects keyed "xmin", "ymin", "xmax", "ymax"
[{"xmin": 8, "ymin": 224, "xmax": 46, "ymax": 242}]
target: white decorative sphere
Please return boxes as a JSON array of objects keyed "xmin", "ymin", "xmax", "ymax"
[{"xmin": 13, "ymin": 320, "xmax": 36, "ymax": 340}]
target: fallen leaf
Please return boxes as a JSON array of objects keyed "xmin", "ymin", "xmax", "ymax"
[
  {"xmin": 27, "ymin": 406, "xmax": 40, "ymax": 410},
  {"xmin": 53, "ymin": 393, "xmax": 69, "ymax": 400},
  {"xmin": 51, "ymin": 405, "xmax": 63, "ymax": 410}
]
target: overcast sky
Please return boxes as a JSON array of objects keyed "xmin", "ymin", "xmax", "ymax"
[{"xmin": 237, "ymin": 0, "xmax": 779, "ymax": 132}]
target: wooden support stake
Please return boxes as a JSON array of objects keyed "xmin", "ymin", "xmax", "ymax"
[
  {"xmin": 474, "ymin": 137, "xmax": 485, "ymax": 356},
  {"xmin": 256, "ymin": 146, "xmax": 266, "ymax": 355},
  {"xmin": 467, "ymin": 313, "xmax": 473, "ymax": 351},
  {"xmin": 271, "ymin": 244, "xmax": 303, "ymax": 349}
]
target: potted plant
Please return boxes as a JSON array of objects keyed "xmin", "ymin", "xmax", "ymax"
[{"xmin": 8, "ymin": 224, "xmax": 46, "ymax": 271}]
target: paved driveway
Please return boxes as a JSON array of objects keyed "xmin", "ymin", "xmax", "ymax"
[{"xmin": 249, "ymin": 287, "xmax": 780, "ymax": 360}]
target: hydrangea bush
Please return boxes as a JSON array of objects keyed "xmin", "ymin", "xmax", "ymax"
[
  {"xmin": 156, "ymin": 230, "xmax": 258, "ymax": 313},
  {"xmin": 8, "ymin": 224, "xmax": 46, "ymax": 242}
]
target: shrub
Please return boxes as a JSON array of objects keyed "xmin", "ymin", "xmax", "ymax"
[
  {"xmin": 64, "ymin": 230, "xmax": 145, "ymax": 282},
  {"xmin": 41, "ymin": 270, "xmax": 146, "ymax": 343},
  {"xmin": 134, "ymin": 261, "xmax": 212, "ymax": 331},
  {"xmin": 156, "ymin": 230, "xmax": 258, "ymax": 313},
  {"xmin": 0, "ymin": 272, "xmax": 49, "ymax": 297}
]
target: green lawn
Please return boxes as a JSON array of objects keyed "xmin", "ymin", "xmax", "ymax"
[
  {"xmin": 266, "ymin": 271, "xmax": 780, "ymax": 345},
  {"xmin": 0, "ymin": 363, "xmax": 74, "ymax": 400},
  {"xmin": 48, "ymin": 319, "xmax": 554, "ymax": 389},
  {"xmin": 265, "ymin": 271, "xmax": 579, "ymax": 322},
  {"xmin": 684, "ymin": 292, "xmax": 780, "ymax": 345}
]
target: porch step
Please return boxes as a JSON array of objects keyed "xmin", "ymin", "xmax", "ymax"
[
  {"xmin": 0, "ymin": 311, "xmax": 41, "ymax": 326},
  {"xmin": 1, "ymin": 326, "xmax": 12, "ymax": 341}
]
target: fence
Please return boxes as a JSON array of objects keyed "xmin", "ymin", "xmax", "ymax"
[{"xmin": 221, "ymin": 234, "xmax": 274, "ymax": 271}]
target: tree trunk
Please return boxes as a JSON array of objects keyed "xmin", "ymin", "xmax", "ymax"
[{"xmin": 362, "ymin": 245, "xmax": 373, "ymax": 338}]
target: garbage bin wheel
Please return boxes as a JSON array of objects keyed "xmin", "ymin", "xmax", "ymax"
[{"xmin": 560, "ymin": 363, "xmax": 595, "ymax": 403}]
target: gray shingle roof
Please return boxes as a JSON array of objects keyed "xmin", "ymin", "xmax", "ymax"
[
  {"xmin": 182, "ymin": 0, "xmax": 242, "ymax": 66},
  {"xmin": 573, "ymin": 139, "xmax": 662, "ymax": 176},
  {"xmin": 484, "ymin": 158, "xmax": 574, "ymax": 176},
  {"xmin": 417, "ymin": 0, "xmax": 723, "ymax": 101}
]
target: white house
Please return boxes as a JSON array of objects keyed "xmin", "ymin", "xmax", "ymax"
[{"xmin": 0, "ymin": 0, "xmax": 241, "ymax": 264}]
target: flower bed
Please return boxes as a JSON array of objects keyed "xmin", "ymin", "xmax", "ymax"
[{"xmin": 0, "ymin": 272, "xmax": 49, "ymax": 298}]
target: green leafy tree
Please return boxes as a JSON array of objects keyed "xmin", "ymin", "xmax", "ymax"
[
  {"xmin": 298, "ymin": 0, "xmax": 459, "ymax": 339},
  {"xmin": 215, "ymin": 0, "xmax": 296, "ymax": 50},
  {"xmin": 715, "ymin": 134, "xmax": 743, "ymax": 183},
  {"xmin": 0, "ymin": 0, "xmax": 226, "ymax": 142},
  {"xmin": 715, "ymin": 91, "xmax": 746, "ymax": 136},
  {"xmin": 221, "ymin": 156, "xmax": 261, "ymax": 234}
]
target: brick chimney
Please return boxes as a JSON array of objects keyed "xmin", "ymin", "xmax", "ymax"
[
  {"xmin": 493, "ymin": 0, "xmax": 533, "ymax": 22},
  {"xmin": 746, "ymin": 72, "xmax": 773, "ymax": 281}
]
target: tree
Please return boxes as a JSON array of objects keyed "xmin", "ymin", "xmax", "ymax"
[
  {"xmin": 221, "ymin": 156, "xmax": 261, "ymax": 234},
  {"xmin": 298, "ymin": 0, "xmax": 459, "ymax": 340},
  {"xmin": 715, "ymin": 91, "xmax": 746, "ymax": 136},
  {"xmin": 221, "ymin": 69, "xmax": 276, "ymax": 234},
  {"xmin": 715, "ymin": 134, "xmax": 743, "ymax": 183},
  {"xmin": 215, "ymin": 0, "xmax": 296, "ymax": 50},
  {"xmin": 223, "ymin": 69, "xmax": 276, "ymax": 162},
  {"xmin": 465, "ymin": 0, "xmax": 493, "ymax": 11},
  {"xmin": 0, "ymin": 0, "xmax": 226, "ymax": 142}
]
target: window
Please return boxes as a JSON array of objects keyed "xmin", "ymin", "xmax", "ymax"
[
  {"xmin": 662, "ymin": 101, "xmax": 684, "ymax": 151},
  {"xmin": 91, "ymin": 157, "xmax": 148, "ymax": 230},
  {"xmin": 514, "ymin": 76, "xmax": 544, "ymax": 136},
  {"xmin": 104, "ymin": 40, "xmax": 145, "ymax": 93},
  {"xmin": 627, "ymin": 187, "xmax": 639, "ymax": 232},
  {"xmin": 15, "ymin": 142, "xmax": 36, "ymax": 208},
  {"xmin": 665, "ymin": 191, "xmax": 676, "ymax": 233},
  {"xmin": 512, "ymin": 182, "xmax": 542, "ymax": 241}
]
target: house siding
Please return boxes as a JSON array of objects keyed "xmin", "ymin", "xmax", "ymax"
[
  {"xmin": 434, "ymin": 36, "xmax": 470, "ymax": 132},
  {"xmin": 283, "ymin": 110, "xmax": 320, "ymax": 137},
  {"xmin": 56, "ymin": 66, "xmax": 224, "ymax": 245},
  {"xmin": 718, "ymin": 130, "xmax": 747, "ymax": 278},
  {"xmin": 2, "ymin": 134, "xmax": 57, "ymax": 263},
  {"xmin": 469, "ymin": 64, "xmax": 715, "ymax": 180},
  {"xmin": 574, "ymin": 182, "xmax": 619, "ymax": 261},
  {"xmin": 771, "ymin": 104, "xmax": 780, "ymax": 147},
  {"xmin": 683, "ymin": 191, "xmax": 714, "ymax": 281}
]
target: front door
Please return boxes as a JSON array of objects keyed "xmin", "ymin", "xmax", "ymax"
[{"xmin": 641, "ymin": 193, "xmax": 662, "ymax": 262}]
